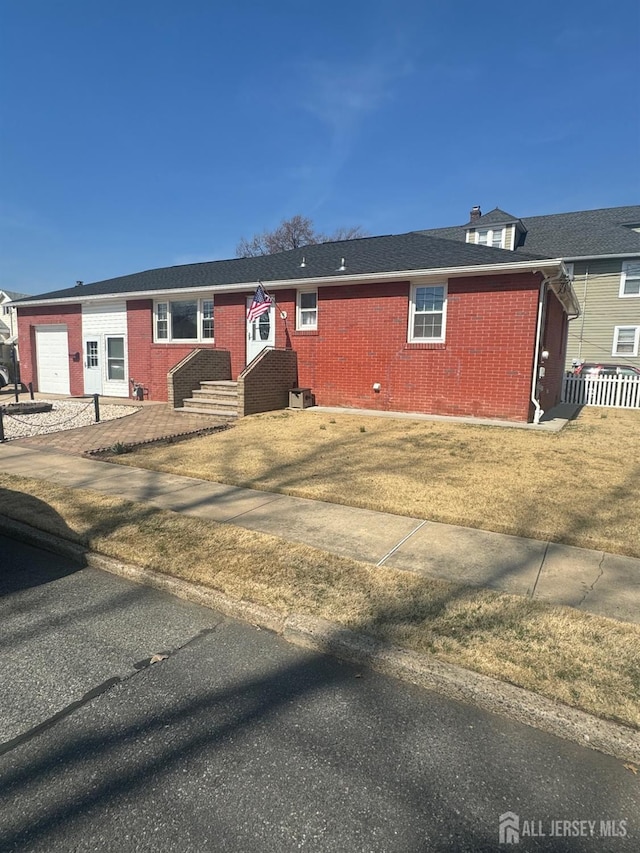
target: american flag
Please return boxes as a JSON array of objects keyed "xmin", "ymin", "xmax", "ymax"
[{"xmin": 247, "ymin": 283, "xmax": 272, "ymax": 321}]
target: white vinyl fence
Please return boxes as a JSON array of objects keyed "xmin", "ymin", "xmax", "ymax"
[{"xmin": 562, "ymin": 375, "xmax": 640, "ymax": 409}]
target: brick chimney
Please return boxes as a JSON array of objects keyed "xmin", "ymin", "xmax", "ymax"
[{"xmin": 470, "ymin": 205, "xmax": 482, "ymax": 222}]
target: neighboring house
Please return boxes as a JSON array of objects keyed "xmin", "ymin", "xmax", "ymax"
[
  {"xmin": 0, "ymin": 289, "xmax": 28, "ymax": 343},
  {"xmin": 0, "ymin": 289, "xmax": 28, "ymax": 388},
  {"xmin": 420, "ymin": 205, "xmax": 640, "ymax": 371},
  {"xmin": 14, "ymin": 233, "xmax": 578, "ymax": 423}
]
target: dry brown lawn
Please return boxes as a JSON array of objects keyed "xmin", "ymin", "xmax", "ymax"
[
  {"xmin": 109, "ymin": 406, "xmax": 640, "ymax": 557},
  {"xmin": 1, "ymin": 472, "xmax": 639, "ymax": 729}
]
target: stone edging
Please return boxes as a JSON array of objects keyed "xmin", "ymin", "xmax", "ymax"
[
  {"xmin": 83, "ymin": 421, "xmax": 232, "ymax": 457},
  {"xmin": 1, "ymin": 515, "xmax": 638, "ymax": 764}
]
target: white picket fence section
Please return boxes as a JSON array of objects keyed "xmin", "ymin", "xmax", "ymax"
[{"xmin": 562, "ymin": 375, "xmax": 640, "ymax": 409}]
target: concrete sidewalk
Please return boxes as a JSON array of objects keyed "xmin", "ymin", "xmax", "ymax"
[{"xmin": 1, "ymin": 441, "xmax": 638, "ymax": 625}]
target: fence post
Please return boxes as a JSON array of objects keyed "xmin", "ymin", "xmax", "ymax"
[
  {"xmin": 0, "ymin": 409, "xmax": 4, "ymax": 442},
  {"xmin": 93, "ymin": 394, "xmax": 100, "ymax": 423},
  {"xmin": 11, "ymin": 345, "xmax": 19, "ymax": 403},
  {"xmin": 29, "ymin": 382, "xmax": 34, "ymax": 400}
]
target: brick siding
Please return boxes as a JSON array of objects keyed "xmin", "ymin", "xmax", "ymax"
[
  {"xmin": 238, "ymin": 348, "xmax": 298, "ymax": 417},
  {"xmin": 18, "ymin": 272, "xmax": 561, "ymax": 422},
  {"xmin": 16, "ymin": 304, "xmax": 83, "ymax": 394},
  {"xmin": 168, "ymin": 348, "xmax": 232, "ymax": 408}
]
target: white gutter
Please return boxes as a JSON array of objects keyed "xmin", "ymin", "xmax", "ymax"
[
  {"xmin": 16, "ymin": 258, "xmax": 566, "ymax": 307},
  {"xmin": 562, "ymin": 252, "xmax": 640, "ymax": 261}
]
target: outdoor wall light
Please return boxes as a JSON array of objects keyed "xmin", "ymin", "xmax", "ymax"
[{"xmin": 373, "ymin": 382, "xmax": 381, "ymax": 392}]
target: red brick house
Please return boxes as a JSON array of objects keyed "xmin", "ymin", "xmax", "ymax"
[{"xmin": 14, "ymin": 228, "xmax": 579, "ymax": 423}]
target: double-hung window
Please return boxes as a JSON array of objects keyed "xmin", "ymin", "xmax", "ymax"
[
  {"xmin": 154, "ymin": 297, "xmax": 215, "ymax": 342},
  {"xmin": 475, "ymin": 227, "xmax": 505, "ymax": 248},
  {"xmin": 296, "ymin": 289, "xmax": 318, "ymax": 330},
  {"xmin": 409, "ymin": 284, "xmax": 447, "ymax": 343},
  {"xmin": 613, "ymin": 326, "xmax": 640, "ymax": 357},
  {"xmin": 619, "ymin": 261, "xmax": 640, "ymax": 297}
]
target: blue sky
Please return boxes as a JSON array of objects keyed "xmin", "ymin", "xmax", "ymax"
[{"xmin": 2, "ymin": 0, "xmax": 639, "ymax": 295}]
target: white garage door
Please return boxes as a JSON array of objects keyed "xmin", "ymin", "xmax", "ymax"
[{"xmin": 35, "ymin": 325, "xmax": 70, "ymax": 395}]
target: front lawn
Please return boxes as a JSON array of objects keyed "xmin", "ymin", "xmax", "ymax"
[{"xmin": 107, "ymin": 406, "xmax": 639, "ymax": 558}]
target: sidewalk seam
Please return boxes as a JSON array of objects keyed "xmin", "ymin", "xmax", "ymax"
[
  {"xmin": 376, "ymin": 520, "xmax": 428, "ymax": 567},
  {"xmin": 529, "ymin": 540, "xmax": 551, "ymax": 598}
]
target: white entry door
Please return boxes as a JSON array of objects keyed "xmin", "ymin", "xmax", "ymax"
[
  {"xmin": 246, "ymin": 297, "xmax": 275, "ymax": 364},
  {"xmin": 83, "ymin": 337, "xmax": 102, "ymax": 395}
]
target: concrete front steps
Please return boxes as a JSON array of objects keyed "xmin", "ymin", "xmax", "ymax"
[{"xmin": 178, "ymin": 380, "xmax": 239, "ymax": 420}]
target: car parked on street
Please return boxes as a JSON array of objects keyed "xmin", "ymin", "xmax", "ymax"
[{"xmin": 571, "ymin": 362, "xmax": 640, "ymax": 377}]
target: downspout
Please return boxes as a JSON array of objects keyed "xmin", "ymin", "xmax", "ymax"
[
  {"xmin": 577, "ymin": 265, "xmax": 589, "ymax": 362},
  {"xmin": 530, "ymin": 268, "xmax": 576, "ymax": 424},
  {"xmin": 530, "ymin": 269, "xmax": 565, "ymax": 423},
  {"xmin": 530, "ymin": 279, "xmax": 546, "ymax": 424}
]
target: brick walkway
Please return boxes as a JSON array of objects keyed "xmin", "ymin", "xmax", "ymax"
[{"xmin": 9, "ymin": 403, "xmax": 227, "ymax": 456}]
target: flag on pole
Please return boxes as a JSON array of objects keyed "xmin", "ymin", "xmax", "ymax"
[{"xmin": 247, "ymin": 283, "xmax": 272, "ymax": 321}]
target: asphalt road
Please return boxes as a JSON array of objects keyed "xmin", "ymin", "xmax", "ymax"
[{"xmin": 0, "ymin": 534, "xmax": 638, "ymax": 852}]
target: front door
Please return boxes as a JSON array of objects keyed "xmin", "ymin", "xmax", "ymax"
[
  {"xmin": 83, "ymin": 337, "xmax": 102, "ymax": 395},
  {"xmin": 246, "ymin": 298, "xmax": 275, "ymax": 364}
]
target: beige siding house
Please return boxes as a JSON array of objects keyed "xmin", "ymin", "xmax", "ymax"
[{"xmin": 421, "ymin": 205, "xmax": 640, "ymax": 371}]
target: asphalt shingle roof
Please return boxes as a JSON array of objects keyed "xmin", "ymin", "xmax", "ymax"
[
  {"xmin": 1, "ymin": 289, "xmax": 29, "ymax": 301},
  {"xmin": 465, "ymin": 207, "xmax": 522, "ymax": 227},
  {"xmin": 17, "ymin": 232, "xmax": 549, "ymax": 303},
  {"xmin": 420, "ymin": 205, "xmax": 640, "ymax": 258}
]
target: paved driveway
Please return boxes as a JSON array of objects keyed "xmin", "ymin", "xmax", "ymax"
[{"xmin": 5, "ymin": 400, "xmax": 225, "ymax": 455}]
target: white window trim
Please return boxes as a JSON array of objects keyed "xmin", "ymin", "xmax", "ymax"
[
  {"xmin": 105, "ymin": 335, "xmax": 128, "ymax": 384},
  {"xmin": 153, "ymin": 296, "xmax": 215, "ymax": 343},
  {"xmin": 619, "ymin": 260, "xmax": 640, "ymax": 298},
  {"xmin": 296, "ymin": 288, "xmax": 318, "ymax": 330},
  {"xmin": 408, "ymin": 282, "xmax": 447, "ymax": 343},
  {"xmin": 612, "ymin": 326, "xmax": 640, "ymax": 357},
  {"xmin": 473, "ymin": 227, "xmax": 506, "ymax": 249}
]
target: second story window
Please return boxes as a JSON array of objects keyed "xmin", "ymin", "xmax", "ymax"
[
  {"xmin": 476, "ymin": 228, "xmax": 505, "ymax": 248},
  {"xmin": 620, "ymin": 261, "xmax": 640, "ymax": 297}
]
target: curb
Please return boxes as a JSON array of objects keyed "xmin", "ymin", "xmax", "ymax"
[{"xmin": 2, "ymin": 516, "xmax": 639, "ymax": 764}]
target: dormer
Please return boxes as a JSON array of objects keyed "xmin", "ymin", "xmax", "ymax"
[{"xmin": 464, "ymin": 206, "xmax": 527, "ymax": 251}]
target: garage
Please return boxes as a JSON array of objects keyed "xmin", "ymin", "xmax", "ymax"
[{"xmin": 35, "ymin": 325, "xmax": 70, "ymax": 394}]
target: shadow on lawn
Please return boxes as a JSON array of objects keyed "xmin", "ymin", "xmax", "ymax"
[{"xmin": 0, "ymin": 488, "xmax": 85, "ymax": 596}]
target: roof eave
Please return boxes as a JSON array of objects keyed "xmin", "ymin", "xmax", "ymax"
[
  {"xmin": 560, "ymin": 252, "xmax": 640, "ymax": 262},
  {"xmin": 15, "ymin": 258, "xmax": 564, "ymax": 308}
]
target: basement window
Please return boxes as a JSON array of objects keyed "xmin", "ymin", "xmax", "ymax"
[
  {"xmin": 408, "ymin": 284, "xmax": 447, "ymax": 343},
  {"xmin": 154, "ymin": 297, "xmax": 215, "ymax": 342}
]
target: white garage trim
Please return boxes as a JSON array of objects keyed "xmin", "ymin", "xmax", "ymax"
[{"xmin": 35, "ymin": 325, "xmax": 71, "ymax": 395}]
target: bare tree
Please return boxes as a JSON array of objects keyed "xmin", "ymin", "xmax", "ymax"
[{"xmin": 236, "ymin": 215, "xmax": 367, "ymax": 257}]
